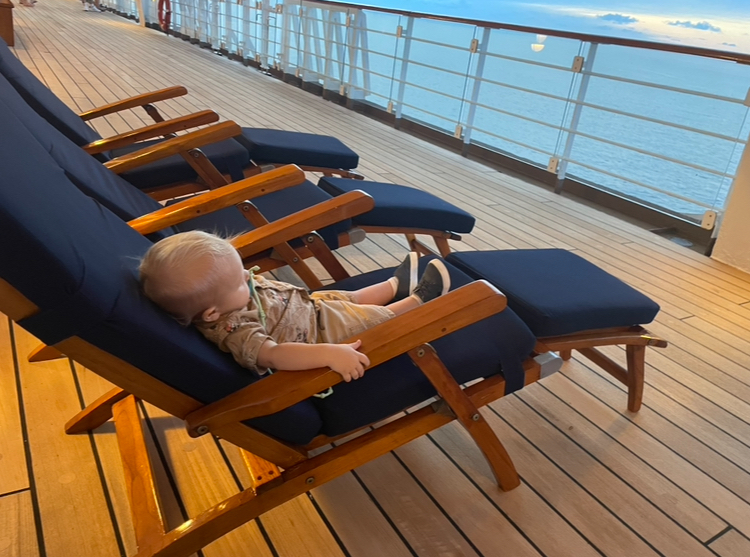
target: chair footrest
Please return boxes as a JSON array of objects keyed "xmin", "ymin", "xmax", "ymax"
[
  {"xmin": 446, "ymin": 249, "xmax": 660, "ymax": 337},
  {"xmin": 318, "ymin": 177, "xmax": 476, "ymax": 234}
]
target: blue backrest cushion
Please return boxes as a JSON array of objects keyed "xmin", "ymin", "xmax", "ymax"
[
  {"xmin": 0, "ymin": 107, "xmax": 322, "ymax": 445},
  {"xmin": 0, "ymin": 38, "xmax": 103, "ymax": 149},
  {"xmin": 0, "ymin": 73, "xmax": 175, "ymax": 241}
]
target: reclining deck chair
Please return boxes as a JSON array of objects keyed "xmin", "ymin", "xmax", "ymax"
[
  {"xmin": 0, "ymin": 100, "xmax": 551, "ymax": 557},
  {"xmin": 0, "ymin": 56, "xmax": 474, "ymax": 258},
  {"xmin": 0, "ymin": 37, "xmax": 362, "ymax": 199}
]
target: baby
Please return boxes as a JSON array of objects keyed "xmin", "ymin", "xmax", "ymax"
[{"xmin": 139, "ymin": 231, "xmax": 450, "ymax": 382}]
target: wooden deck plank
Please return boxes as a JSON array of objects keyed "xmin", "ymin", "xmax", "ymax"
[
  {"xmin": 0, "ymin": 490, "xmax": 40, "ymax": 557},
  {"xmin": 13, "ymin": 325, "xmax": 122, "ymax": 557},
  {"xmin": 710, "ymin": 529, "xmax": 750, "ymax": 557},
  {"xmin": 0, "ymin": 317, "xmax": 29, "ymax": 496}
]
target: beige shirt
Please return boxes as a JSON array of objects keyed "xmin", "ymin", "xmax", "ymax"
[{"xmin": 195, "ymin": 276, "xmax": 317, "ymax": 375}]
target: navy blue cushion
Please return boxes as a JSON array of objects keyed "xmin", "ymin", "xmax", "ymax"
[
  {"xmin": 174, "ymin": 180, "xmax": 353, "ymax": 249},
  {"xmin": 446, "ymin": 249, "xmax": 660, "ymax": 337},
  {"xmin": 312, "ymin": 256, "xmax": 536, "ymax": 436},
  {"xmin": 0, "ymin": 73, "xmax": 175, "ymax": 241},
  {"xmin": 112, "ymin": 138, "xmax": 251, "ymax": 190},
  {"xmin": 237, "ymin": 128, "xmax": 359, "ymax": 169},
  {"xmin": 0, "ymin": 102, "xmax": 322, "ymax": 445},
  {"xmin": 0, "ymin": 38, "xmax": 103, "ymax": 149},
  {"xmin": 318, "ymin": 177, "xmax": 476, "ymax": 234}
]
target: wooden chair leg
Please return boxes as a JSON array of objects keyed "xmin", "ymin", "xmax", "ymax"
[
  {"xmin": 559, "ymin": 349, "xmax": 572, "ymax": 361},
  {"xmin": 113, "ymin": 396, "xmax": 166, "ymax": 552},
  {"xmin": 65, "ymin": 387, "xmax": 130, "ymax": 434},
  {"xmin": 408, "ymin": 344, "xmax": 520, "ymax": 491},
  {"xmin": 625, "ymin": 344, "xmax": 646, "ymax": 412}
]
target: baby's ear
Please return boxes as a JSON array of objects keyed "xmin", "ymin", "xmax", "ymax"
[{"xmin": 201, "ymin": 306, "xmax": 221, "ymax": 322}]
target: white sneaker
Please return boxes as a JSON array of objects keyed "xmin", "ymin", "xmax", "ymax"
[
  {"xmin": 83, "ymin": 4, "xmax": 90, "ymax": 10},
  {"xmin": 90, "ymin": 5, "xmax": 102, "ymax": 11}
]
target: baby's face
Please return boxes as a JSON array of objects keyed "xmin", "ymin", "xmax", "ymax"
[{"xmin": 211, "ymin": 251, "xmax": 251, "ymax": 315}]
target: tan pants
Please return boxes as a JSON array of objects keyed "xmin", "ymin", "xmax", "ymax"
[{"xmin": 311, "ymin": 291, "xmax": 394, "ymax": 344}]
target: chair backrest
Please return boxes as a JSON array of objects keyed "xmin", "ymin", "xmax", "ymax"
[
  {"xmin": 0, "ymin": 98, "xmax": 323, "ymax": 445},
  {"xmin": 0, "ymin": 38, "xmax": 104, "ymax": 149},
  {"xmin": 0, "ymin": 71, "xmax": 177, "ymax": 240}
]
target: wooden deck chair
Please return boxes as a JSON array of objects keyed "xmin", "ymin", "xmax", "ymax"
[
  {"xmin": 0, "ymin": 67, "xmax": 473, "ymax": 260},
  {"xmin": 0, "ymin": 96, "xmax": 552, "ymax": 557},
  {"xmin": 0, "ymin": 36, "xmax": 362, "ymax": 199}
]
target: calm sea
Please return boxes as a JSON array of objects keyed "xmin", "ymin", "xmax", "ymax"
[{"xmin": 352, "ymin": 14, "xmax": 750, "ymax": 218}]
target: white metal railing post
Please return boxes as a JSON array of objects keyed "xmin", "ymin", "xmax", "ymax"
[
  {"xmin": 394, "ymin": 16, "xmax": 414, "ymax": 120},
  {"xmin": 259, "ymin": 0, "xmax": 271, "ymax": 67},
  {"xmin": 554, "ymin": 42, "xmax": 598, "ymax": 192},
  {"xmin": 462, "ymin": 26, "xmax": 492, "ymax": 151}
]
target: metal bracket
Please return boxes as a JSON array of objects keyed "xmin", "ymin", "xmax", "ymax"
[
  {"xmin": 701, "ymin": 210, "xmax": 718, "ymax": 230},
  {"xmin": 454, "ymin": 124, "xmax": 463, "ymax": 139},
  {"xmin": 469, "ymin": 38, "xmax": 479, "ymax": 53},
  {"xmin": 387, "ymin": 101, "xmax": 394, "ymax": 114},
  {"xmin": 744, "ymin": 87, "xmax": 750, "ymax": 107},
  {"xmin": 572, "ymin": 56, "xmax": 584, "ymax": 73},
  {"xmin": 547, "ymin": 157, "xmax": 560, "ymax": 174},
  {"xmin": 274, "ymin": 4, "xmax": 282, "ymax": 13},
  {"xmin": 255, "ymin": 0, "xmax": 262, "ymax": 8},
  {"xmin": 339, "ymin": 84, "xmax": 346, "ymax": 96},
  {"xmin": 396, "ymin": 25, "xmax": 403, "ymax": 38}
]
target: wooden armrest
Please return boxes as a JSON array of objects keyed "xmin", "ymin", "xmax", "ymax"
[
  {"xmin": 78, "ymin": 86, "xmax": 188, "ymax": 121},
  {"xmin": 103, "ymin": 121, "xmax": 242, "ymax": 174},
  {"xmin": 231, "ymin": 190, "xmax": 375, "ymax": 259},
  {"xmin": 185, "ymin": 280, "xmax": 507, "ymax": 434},
  {"xmin": 82, "ymin": 111, "xmax": 220, "ymax": 155},
  {"xmin": 128, "ymin": 165, "xmax": 306, "ymax": 235}
]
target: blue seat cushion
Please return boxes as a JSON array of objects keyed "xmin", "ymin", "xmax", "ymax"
[
  {"xmin": 237, "ymin": 128, "xmax": 359, "ymax": 170},
  {"xmin": 312, "ymin": 256, "xmax": 536, "ymax": 436},
  {"xmin": 446, "ymin": 249, "xmax": 660, "ymax": 337},
  {"xmin": 112, "ymin": 138, "xmax": 251, "ymax": 190},
  {"xmin": 172, "ymin": 180, "xmax": 353, "ymax": 250},
  {"xmin": 318, "ymin": 177, "xmax": 476, "ymax": 234}
]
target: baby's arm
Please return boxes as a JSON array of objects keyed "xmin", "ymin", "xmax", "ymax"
[{"xmin": 257, "ymin": 339, "xmax": 370, "ymax": 382}]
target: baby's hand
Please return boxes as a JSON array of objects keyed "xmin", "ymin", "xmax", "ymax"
[{"xmin": 328, "ymin": 340, "xmax": 370, "ymax": 382}]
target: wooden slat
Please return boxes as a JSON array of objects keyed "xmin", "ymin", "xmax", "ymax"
[
  {"xmin": 710, "ymin": 529, "xmax": 750, "ymax": 557},
  {"xmin": 0, "ymin": 317, "xmax": 29, "ymax": 495},
  {"xmin": 13, "ymin": 325, "xmax": 121, "ymax": 557},
  {"xmin": 0, "ymin": 491, "xmax": 40, "ymax": 557}
]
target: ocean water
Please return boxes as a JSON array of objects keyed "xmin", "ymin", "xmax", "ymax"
[{"xmin": 353, "ymin": 13, "xmax": 750, "ymax": 219}]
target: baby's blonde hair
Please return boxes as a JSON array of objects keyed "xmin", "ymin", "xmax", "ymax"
[{"xmin": 139, "ymin": 231, "xmax": 238, "ymax": 325}]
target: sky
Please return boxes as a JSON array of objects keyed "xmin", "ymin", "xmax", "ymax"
[{"xmin": 352, "ymin": 0, "xmax": 750, "ymax": 54}]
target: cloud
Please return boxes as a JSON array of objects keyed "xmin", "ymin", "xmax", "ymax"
[
  {"xmin": 668, "ymin": 20, "xmax": 721, "ymax": 32},
  {"xmin": 597, "ymin": 13, "xmax": 638, "ymax": 25}
]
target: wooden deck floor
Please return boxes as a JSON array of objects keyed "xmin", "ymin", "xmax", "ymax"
[{"xmin": 4, "ymin": 2, "xmax": 750, "ymax": 556}]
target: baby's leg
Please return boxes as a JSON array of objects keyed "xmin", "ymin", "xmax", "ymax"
[{"xmin": 349, "ymin": 281, "xmax": 395, "ymax": 306}]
